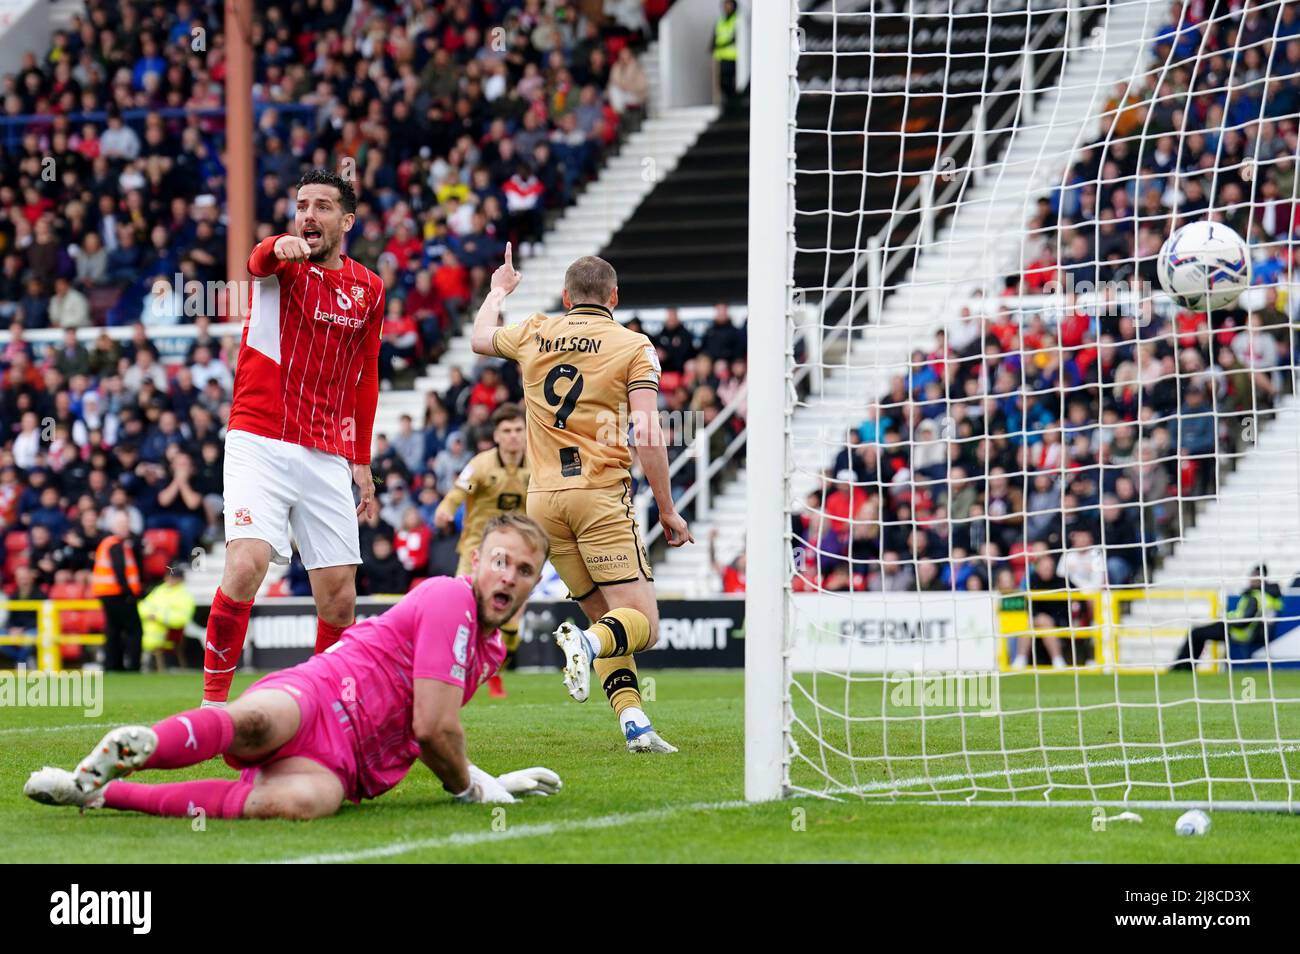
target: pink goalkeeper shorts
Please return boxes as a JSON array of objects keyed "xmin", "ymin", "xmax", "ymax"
[{"xmin": 222, "ymin": 667, "xmax": 364, "ymax": 803}]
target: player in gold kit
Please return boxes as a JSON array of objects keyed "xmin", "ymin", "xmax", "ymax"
[
  {"xmin": 435, "ymin": 402, "xmax": 530, "ymax": 696},
  {"xmin": 470, "ymin": 245, "xmax": 692, "ymax": 752}
]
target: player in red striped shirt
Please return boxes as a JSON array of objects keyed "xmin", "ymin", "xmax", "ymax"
[{"xmin": 201, "ymin": 170, "xmax": 385, "ymax": 707}]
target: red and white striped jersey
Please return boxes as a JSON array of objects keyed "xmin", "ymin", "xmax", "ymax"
[{"xmin": 229, "ymin": 235, "xmax": 385, "ymax": 464}]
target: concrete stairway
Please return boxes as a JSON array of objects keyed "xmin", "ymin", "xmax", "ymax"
[
  {"xmin": 1155, "ymin": 397, "xmax": 1300, "ymax": 590},
  {"xmin": 1113, "ymin": 396, "xmax": 1300, "ymax": 667},
  {"xmin": 652, "ymin": 0, "xmax": 1167, "ymax": 596},
  {"xmin": 372, "ymin": 44, "xmax": 719, "ymax": 440}
]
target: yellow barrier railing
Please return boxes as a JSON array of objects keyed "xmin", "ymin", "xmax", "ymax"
[
  {"xmin": 997, "ymin": 589, "xmax": 1221, "ymax": 674},
  {"xmin": 0, "ymin": 599, "xmax": 105, "ymax": 672}
]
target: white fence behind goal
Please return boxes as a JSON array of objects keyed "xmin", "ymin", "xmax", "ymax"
[{"xmin": 746, "ymin": 0, "xmax": 1300, "ymax": 810}]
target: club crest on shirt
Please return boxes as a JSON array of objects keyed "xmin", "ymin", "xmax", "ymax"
[
  {"xmin": 234, "ymin": 507, "xmax": 252, "ymax": 526},
  {"xmin": 350, "ymin": 285, "xmax": 367, "ymax": 308}
]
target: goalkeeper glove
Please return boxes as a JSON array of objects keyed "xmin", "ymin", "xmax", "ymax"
[
  {"xmin": 450, "ymin": 765, "xmax": 563, "ymax": 802},
  {"xmin": 496, "ymin": 766, "xmax": 563, "ymax": 797},
  {"xmin": 451, "ymin": 764, "xmax": 516, "ymax": 804}
]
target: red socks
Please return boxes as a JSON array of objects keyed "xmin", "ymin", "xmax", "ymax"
[
  {"xmin": 315, "ymin": 618, "xmax": 349, "ymax": 654},
  {"xmin": 103, "ymin": 778, "xmax": 254, "ymax": 819},
  {"xmin": 145, "ymin": 706, "xmax": 235, "ymax": 769},
  {"xmin": 203, "ymin": 587, "xmax": 254, "ymax": 704}
]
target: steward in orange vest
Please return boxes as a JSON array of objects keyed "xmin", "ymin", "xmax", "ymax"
[
  {"xmin": 92, "ymin": 534, "xmax": 142, "ymax": 598},
  {"xmin": 94, "ymin": 526, "xmax": 146, "ymax": 671}
]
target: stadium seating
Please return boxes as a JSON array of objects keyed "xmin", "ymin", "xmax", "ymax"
[
  {"xmin": 0, "ymin": 1, "xmax": 698, "ymax": 618},
  {"xmin": 786, "ymin": 2, "xmax": 1296, "ymax": 596}
]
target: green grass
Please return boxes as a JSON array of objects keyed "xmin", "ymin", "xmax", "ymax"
[{"xmin": 2, "ymin": 669, "xmax": 1299, "ymax": 862}]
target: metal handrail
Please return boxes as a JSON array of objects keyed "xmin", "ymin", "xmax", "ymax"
[
  {"xmin": 809, "ymin": 5, "xmax": 1079, "ymax": 354},
  {"xmin": 635, "ymin": 382, "xmax": 749, "ymax": 546},
  {"xmin": 636, "ymin": 3, "xmax": 1085, "ymax": 551}
]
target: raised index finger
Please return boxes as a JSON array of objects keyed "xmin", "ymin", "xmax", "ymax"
[{"xmin": 504, "ymin": 242, "xmax": 513, "ymax": 270}]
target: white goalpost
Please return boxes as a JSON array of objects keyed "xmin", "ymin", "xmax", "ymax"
[
  {"xmin": 745, "ymin": 0, "xmax": 796, "ymax": 802},
  {"xmin": 746, "ymin": 0, "xmax": 1300, "ymax": 809}
]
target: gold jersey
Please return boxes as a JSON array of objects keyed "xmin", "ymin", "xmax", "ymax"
[
  {"xmin": 492, "ymin": 303, "xmax": 661, "ymax": 492},
  {"xmin": 442, "ymin": 447, "xmax": 530, "ymax": 553}
]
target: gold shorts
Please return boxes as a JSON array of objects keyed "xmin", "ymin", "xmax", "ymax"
[{"xmin": 527, "ymin": 480, "xmax": 653, "ymax": 600}]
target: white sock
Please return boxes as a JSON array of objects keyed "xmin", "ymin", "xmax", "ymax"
[
  {"xmin": 620, "ymin": 705, "xmax": 651, "ymax": 730},
  {"xmin": 581, "ymin": 630, "xmax": 599, "ymax": 666},
  {"xmin": 200, "ymin": 699, "xmax": 228, "ymax": 709}
]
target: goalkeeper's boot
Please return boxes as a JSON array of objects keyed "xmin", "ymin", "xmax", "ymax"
[
  {"xmin": 554, "ymin": 621, "xmax": 592, "ymax": 703},
  {"xmin": 72, "ymin": 725, "xmax": 157, "ymax": 795},
  {"xmin": 24, "ymin": 766, "xmax": 106, "ymax": 810},
  {"xmin": 625, "ymin": 723, "xmax": 678, "ymax": 754}
]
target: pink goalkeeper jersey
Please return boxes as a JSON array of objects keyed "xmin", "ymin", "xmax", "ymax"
[{"xmin": 304, "ymin": 575, "xmax": 505, "ymax": 798}]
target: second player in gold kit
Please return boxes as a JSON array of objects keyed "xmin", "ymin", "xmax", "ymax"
[
  {"xmin": 434, "ymin": 403, "xmax": 529, "ymax": 696},
  {"xmin": 470, "ymin": 247, "xmax": 693, "ymax": 753},
  {"xmin": 435, "ymin": 404, "xmax": 531, "ymax": 578}
]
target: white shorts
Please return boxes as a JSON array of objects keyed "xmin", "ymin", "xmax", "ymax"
[{"xmin": 223, "ymin": 429, "xmax": 361, "ymax": 570}]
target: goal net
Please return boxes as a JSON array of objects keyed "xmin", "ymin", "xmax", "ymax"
[{"xmin": 745, "ymin": 0, "xmax": 1300, "ymax": 809}]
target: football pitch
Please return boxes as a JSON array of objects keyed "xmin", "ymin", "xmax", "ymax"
[{"xmin": 3, "ymin": 670, "xmax": 1299, "ymax": 863}]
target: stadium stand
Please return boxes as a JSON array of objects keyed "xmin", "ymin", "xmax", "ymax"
[
  {"xmin": 786, "ymin": 0, "xmax": 1298, "ymax": 597},
  {"xmin": 0, "ymin": 0, "xmax": 680, "ymax": 638}
]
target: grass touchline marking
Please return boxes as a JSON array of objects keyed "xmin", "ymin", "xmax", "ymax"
[
  {"xmin": 265, "ymin": 800, "xmax": 751, "ymax": 864},
  {"xmin": 265, "ymin": 744, "xmax": 1300, "ymax": 862},
  {"xmin": 0, "ymin": 722, "xmax": 121, "ymax": 736}
]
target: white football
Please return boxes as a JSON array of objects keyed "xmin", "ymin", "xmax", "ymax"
[
  {"xmin": 1157, "ymin": 221, "xmax": 1251, "ymax": 311},
  {"xmin": 1174, "ymin": 808, "xmax": 1211, "ymax": 836}
]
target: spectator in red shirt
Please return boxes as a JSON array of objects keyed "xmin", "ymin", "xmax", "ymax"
[
  {"xmin": 1021, "ymin": 253, "xmax": 1058, "ymax": 293},
  {"xmin": 433, "ymin": 251, "xmax": 470, "ymax": 326},
  {"xmin": 1059, "ymin": 304, "xmax": 1090, "ymax": 350},
  {"xmin": 467, "ymin": 366, "xmax": 503, "ymax": 414},
  {"xmin": 4, "ymin": 351, "xmax": 44, "ymax": 392},
  {"xmin": 394, "ymin": 506, "xmax": 432, "ymax": 577},
  {"xmin": 0, "ymin": 468, "xmax": 22, "ymax": 528},
  {"xmin": 709, "ymin": 528, "xmax": 746, "ymax": 593},
  {"xmin": 823, "ymin": 469, "xmax": 862, "ymax": 535},
  {"xmin": 383, "ymin": 220, "xmax": 423, "ymax": 271},
  {"xmin": 503, "ymin": 163, "xmax": 546, "ymax": 255},
  {"xmin": 404, "ymin": 268, "xmax": 444, "ymax": 356},
  {"xmin": 379, "ymin": 298, "xmax": 419, "ymax": 385}
]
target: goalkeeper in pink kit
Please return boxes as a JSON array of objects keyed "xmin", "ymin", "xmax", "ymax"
[{"xmin": 24, "ymin": 516, "xmax": 561, "ymax": 816}]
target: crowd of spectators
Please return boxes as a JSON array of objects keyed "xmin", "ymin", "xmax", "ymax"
[
  {"xmin": 0, "ymin": 0, "xmax": 683, "ymax": 628},
  {"xmin": 793, "ymin": 0, "xmax": 1298, "ymax": 599},
  {"xmin": 2, "ymin": 0, "xmax": 663, "ymax": 380}
]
